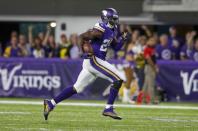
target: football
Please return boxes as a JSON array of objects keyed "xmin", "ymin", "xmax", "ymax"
[{"xmin": 82, "ymin": 41, "xmax": 93, "ymax": 53}]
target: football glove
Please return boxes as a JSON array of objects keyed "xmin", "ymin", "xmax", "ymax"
[{"xmin": 121, "ymin": 31, "xmax": 130, "ymax": 41}]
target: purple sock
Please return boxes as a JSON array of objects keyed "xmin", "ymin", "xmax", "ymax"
[
  {"xmin": 107, "ymin": 87, "xmax": 119, "ymax": 105},
  {"xmin": 54, "ymin": 86, "xmax": 77, "ymax": 104}
]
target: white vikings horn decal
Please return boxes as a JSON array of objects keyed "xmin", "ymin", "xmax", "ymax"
[
  {"xmin": 0, "ymin": 64, "xmax": 22, "ymax": 91},
  {"xmin": 180, "ymin": 69, "xmax": 198, "ymax": 95}
]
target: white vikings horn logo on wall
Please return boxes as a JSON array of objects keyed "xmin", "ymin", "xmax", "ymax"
[
  {"xmin": 180, "ymin": 69, "xmax": 198, "ymax": 95},
  {"xmin": 0, "ymin": 64, "xmax": 22, "ymax": 91}
]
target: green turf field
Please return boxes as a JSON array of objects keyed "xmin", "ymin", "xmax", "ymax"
[{"xmin": 0, "ymin": 99, "xmax": 198, "ymax": 131}]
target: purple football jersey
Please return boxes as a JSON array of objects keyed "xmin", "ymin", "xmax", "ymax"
[{"xmin": 91, "ymin": 22, "xmax": 119, "ymax": 60}]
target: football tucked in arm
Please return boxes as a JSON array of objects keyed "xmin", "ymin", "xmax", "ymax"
[
  {"xmin": 80, "ymin": 28, "xmax": 103, "ymax": 54},
  {"xmin": 81, "ymin": 41, "xmax": 93, "ymax": 54}
]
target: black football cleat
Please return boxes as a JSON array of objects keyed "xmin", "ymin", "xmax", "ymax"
[
  {"xmin": 102, "ymin": 106, "xmax": 122, "ymax": 120},
  {"xmin": 43, "ymin": 99, "xmax": 54, "ymax": 121}
]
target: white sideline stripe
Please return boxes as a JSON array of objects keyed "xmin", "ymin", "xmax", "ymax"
[
  {"xmin": 0, "ymin": 111, "xmax": 31, "ymax": 115},
  {"xmin": 149, "ymin": 117, "xmax": 198, "ymax": 122},
  {"xmin": 0, "ymin": 100, "xmax": 198, "ymax": 110}
]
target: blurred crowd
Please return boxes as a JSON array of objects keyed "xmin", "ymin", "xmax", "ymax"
[
  {"xmin": 0, "ymin": 25, "xmax": 198, "ymax": 62},
  {"xmin": 117, "ymin": 25, "xmax": 198, "ymax": 62},
  {"xmin": 2, "ymin": 26, "xmax": 80, "ymax": 59}
]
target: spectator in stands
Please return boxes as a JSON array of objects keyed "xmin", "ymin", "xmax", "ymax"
[
  {"xmin": 190, "ymin": 38, "xmax": 198, "ymax": 61},
  {"xmin": 132, "ymin": 25, "xmax": 152, "ymax": 91},
  {"xmin": 4, "ymin": 31, "xmax": 18, "ymax": 50},
  {"xmin": 153, "ymin": 32, "xmax": 159, "ymax": 43},
  {"xmin": 70, "ymin": 33, "xmax": 80, "ymax": 59},
  {"xmin": 10, "ymin": 31, "xmax": 18, "ymax": 39},
  {"xmin": 180, "ymin": 31, "xmax": 195, "ymax": 60},
  {"xmin": 41, "ymin": 25, "xmax": 51, "ymax": 47},
  {"xmin": 4, "ymin": 36, "xmax": 22, "ymax": 57},
  {"xmin": 58, "ymin": 34, "xmax": 72, "ymax": 59},
  {"xmin": 18, "ymin": 34, "xmax": 31, "ymax": 57},
  {"xmin": 130, "ymin": 35, "xmax": 146, "ymax": 91},
  {"xmin": 28, "ymin": 26, "xmax": 34, "ymax": 47},
  {"xmin": 143, "ymin": 37, "xmax": 158, "ymax": 104},
  {"xmin": 168, "ymin": 26, "xmax": 183, "ymax": 59},
  {"xmin": 126, "ymin": 35, "xmax": 146, "ymax": 104},
  {"xmin": 28, "ymin": 25, "xmax": 51, "ymax": 48},
  {"xmin": 131, "ymin": 30, "xmax": 140, "ymax": 44},
  {"xmin": 156, "ymin": 34, "xmax": 174, "ymax": 60},
  {"xmin": 141, "ymin": 25, "xmax": 153, "ymax": 38},
  {"xmin": 44, "ymin": 35, "xmax": 58, "ymax": 58},
  {"xmin": 31, "ymin": 37, "xmax": 45, "ymax": 58},
  {"xmin": 125, "ymin": 30, "xmax": 140, "ymax": 59},
  {"xmin": 38, "ymin": 32, "xmax": 45, "ymax": 42},
  {"xmin": 119, "ymin": 25, "xmax": 135, "ymax": 104}
]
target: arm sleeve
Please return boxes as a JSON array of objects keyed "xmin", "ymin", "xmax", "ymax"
[{"xmin": 111, "ymin": 36, "xmax": 125, "ymax": 51}]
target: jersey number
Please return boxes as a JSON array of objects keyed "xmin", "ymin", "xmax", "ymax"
[{"xmin": 100, "ymin": 39, "xmax": 111, "ymax": 52}]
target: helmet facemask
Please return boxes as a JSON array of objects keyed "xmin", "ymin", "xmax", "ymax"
[{"xmin": 109, "ymin": 15, "xmax": 119, "ymax": 26}]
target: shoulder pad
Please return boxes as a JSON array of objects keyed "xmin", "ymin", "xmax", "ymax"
[{"xmin": 93, "ymin": 22, "xmax": 105, "ymax": 32}]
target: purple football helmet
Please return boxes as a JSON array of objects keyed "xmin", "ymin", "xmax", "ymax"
[{"xmin": 101, "ymin": 8, "xmax": 119, "ymax": 26}]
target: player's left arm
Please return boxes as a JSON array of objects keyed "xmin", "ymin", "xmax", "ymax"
[{"xmin": 112, "ymin": 32, "xmax": 129, "ymax": 51}]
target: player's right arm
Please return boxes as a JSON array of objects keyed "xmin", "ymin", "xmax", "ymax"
[
  {"xmin": 79, "ymin": 22, "xmax": 105, "ymax": 45},
  {"xmin": 79, "ymin": 29, "xmax": 103, "ymax": 43},
  {"xmin": 79, "ymin": 23, "xmax": 104, "ymax": 53},
  {"xmin": 79, "ymin": 29, "xmax": 103, "ymax": 53}
]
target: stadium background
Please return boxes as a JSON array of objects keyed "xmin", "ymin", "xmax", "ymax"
[{"xmin": 0, "ymin": 0, "xmax": 198, "ymax": 131}]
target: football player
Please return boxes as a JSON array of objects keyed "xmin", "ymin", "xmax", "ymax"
[{"xmin": 44, "ymin": 8, "xmax": 129, "ymax": 120}]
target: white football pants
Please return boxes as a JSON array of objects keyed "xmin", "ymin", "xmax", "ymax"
[{"xmin": 73, "ymin": 56, "xmax": 124, "ymax": 93}]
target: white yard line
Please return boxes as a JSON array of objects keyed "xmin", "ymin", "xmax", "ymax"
[
  {"xmin": 0, "ymin": 100, "xmax": 198, "ymax": 110},
  {"xmin": 5, "ymin": 127, "xmax": 49, "ymax": 131},
  {"xmin": 148, "ymin": 117, "xmax": 198, "ymax": 122},
  {"xmin": 0, "ymin": 111, "xmax": 31, "ymax": 115}
]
